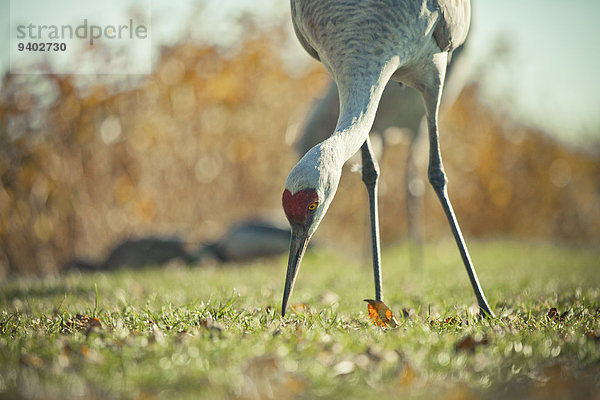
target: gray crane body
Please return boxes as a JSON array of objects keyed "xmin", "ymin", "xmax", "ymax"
[
  {"xmin": 281, "ymin": 0, "xmax": 494, "ymax": 318},
  {"xmin": 295, "ymin": 45, "xmax": 467, "ymax": 267},
  {"xmin": 295, "ymin": 41, "xmax": 467, "ymax": 158}
]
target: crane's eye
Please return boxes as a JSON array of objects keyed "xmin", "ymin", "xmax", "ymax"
[{"xmin": 307, "ymin": 202, "xmax": 318, "ymax": 211}]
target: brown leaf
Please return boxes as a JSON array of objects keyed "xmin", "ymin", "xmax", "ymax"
[
  {"xmin": 547, "ymin": 307, "xmax": 559, "ymax": 321},
  {"xmin": 559, "ymin": 310, "xmax": 569, "ymax": 322},
  {"xmin": 364, "ymin": 299, "xmax": 399, "ymax": 328},
  {"xmin": 65, "ymin": 314, "xmax": 102, "ymax": 334}
]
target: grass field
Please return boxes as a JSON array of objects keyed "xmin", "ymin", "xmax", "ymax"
[{"xmin": 1, "ymin": 240, "xmax": 599, "ymax": 399}]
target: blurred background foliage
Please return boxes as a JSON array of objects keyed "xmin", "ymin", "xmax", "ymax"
[{"xmin": 1, "ymin": 23, "xmax": 599, "ymax": 277}]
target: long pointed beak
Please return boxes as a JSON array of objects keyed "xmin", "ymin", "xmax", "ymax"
[{"xmin": 281, "ymin": 225, "xmax": 310, "ymax": 316}]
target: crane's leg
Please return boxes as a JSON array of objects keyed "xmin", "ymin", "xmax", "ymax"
[
  {"xmin": 422, "ymin": 53, "xmax": 495, "ymax": 318},
  {"xmin": 361, "ymin": 137, "xmax": 383, "ymax": 301}
]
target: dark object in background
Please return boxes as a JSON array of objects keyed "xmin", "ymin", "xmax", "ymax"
[
  {"xmin": 209, "ymin": 219, "xmax": 292, "ymax": 263},
  {"xmin": 65, "ymin": 219, "xmax": 292, "ymax": 273},
  {"xmin": 66, "ymin": 237, "xmax": 195, "ymax": 272}
]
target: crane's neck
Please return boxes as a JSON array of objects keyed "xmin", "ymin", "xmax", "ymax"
[
  {"xmin": 285, "ymin": 57, "xmax": 400, "ymax": 211},
  {"xmin": 324, "ymin": 57, "xmax": 400, "ymax": 167}
]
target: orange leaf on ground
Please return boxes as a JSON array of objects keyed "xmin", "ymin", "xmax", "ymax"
[
  {"xmin": 64, "ymin": 314, "xmax": 102, "ymax": 334},
  {"xmin": 364, "ymin": 299, "xmax": 399, "ymax": 328}
]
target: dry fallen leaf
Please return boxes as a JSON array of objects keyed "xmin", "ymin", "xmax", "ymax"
[
  {"xmin": 546, "ymin": 307, "xmax": 570, "ymax": 324},
  {"xmin": 364, "ymin": 299, "xmax": 399, "ymax": 328},
  {"xmin": 547, "ymin": 307, "xmax": 559, "ymax": 321},
  {"xmin": 64, "ymin": 314, "xmax": 102, "ymax": 334}
]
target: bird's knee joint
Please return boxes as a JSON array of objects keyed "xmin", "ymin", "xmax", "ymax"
[
  {"xmin": 361, "ymin": 163, "xmax": 380, "ymax": 186},
  {"xmin": 428, "ymin": 168, "xmax": 447, "ymax": 191}
]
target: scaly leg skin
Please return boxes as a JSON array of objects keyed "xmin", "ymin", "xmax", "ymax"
[
  {"xmin": 360, "ymin": 137, "xmax": 383, "ymax": 302},
  {"xmin": 422, "ymin": 53, "xmax": 495, "ymax": 319}
]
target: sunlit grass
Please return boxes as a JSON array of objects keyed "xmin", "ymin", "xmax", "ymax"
[{"xmin": 1, "ymin": 240, "xmax": 599, "ymax": 399}]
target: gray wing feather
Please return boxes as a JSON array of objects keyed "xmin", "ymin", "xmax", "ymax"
[{"xmin": 291, "ymin": 1, "xmax": 320, "ymax": 61}]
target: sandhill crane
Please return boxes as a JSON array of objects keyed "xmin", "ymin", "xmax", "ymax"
[
  {"xmin": 281, "ymin": 0, "xmax": 495, "ymax": 317},
  {"xmin": 206, "ymin": 219, "xmax": 292, "ymax": 263},
  {"xmin": 65, "ymin": 220, "xmax": 293, "ymax": 272},
  {"xmin": 295, "ymin": 44, "xmax": 468, "ymax": 268},
  {"xmin": 66, "ymin": 236, "xmax": 195, "ymax": 272}
]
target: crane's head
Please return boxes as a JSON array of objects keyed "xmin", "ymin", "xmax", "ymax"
[{"xmin": 280, "ymin": 143, "xmax": 341, "ymax": 316}]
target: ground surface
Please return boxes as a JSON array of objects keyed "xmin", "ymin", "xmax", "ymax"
[{"xmin": 1, "ymin": 240, "xmax": 599, "ymax": 399}]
